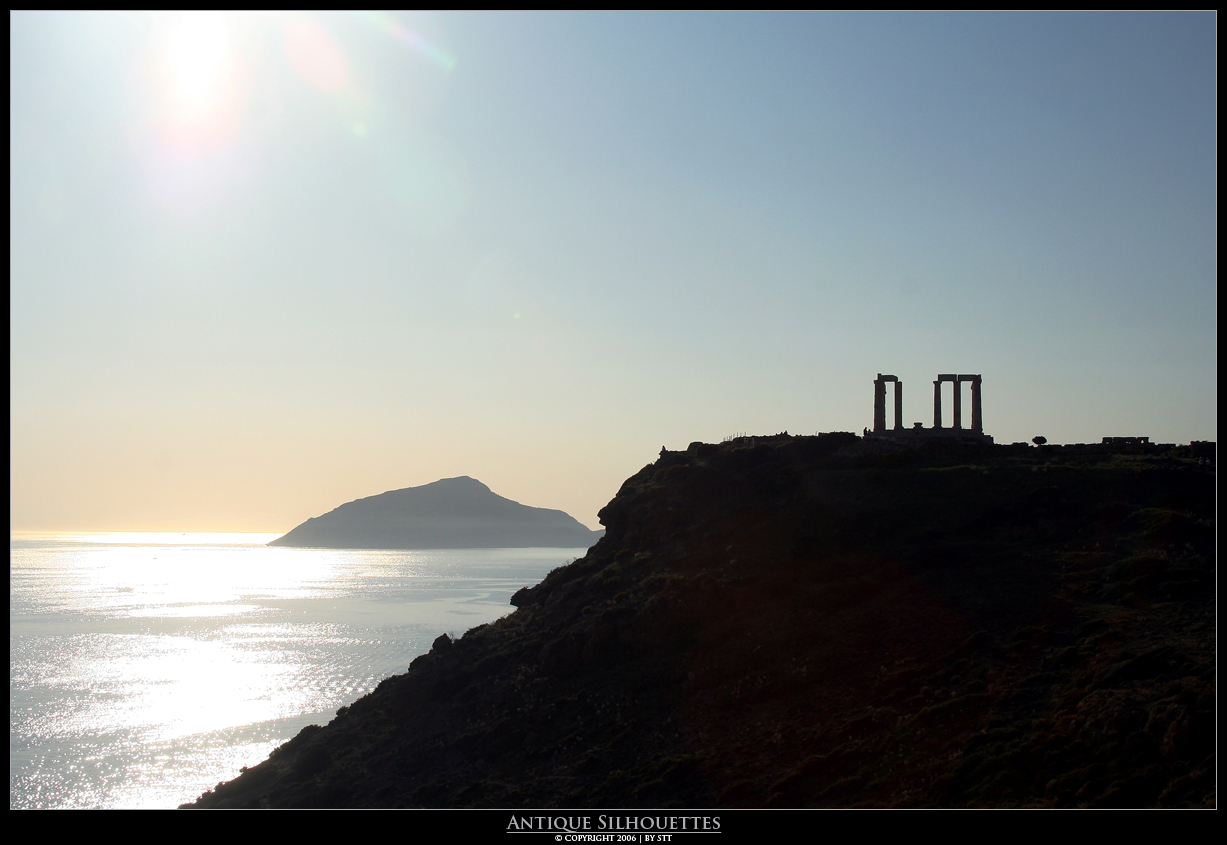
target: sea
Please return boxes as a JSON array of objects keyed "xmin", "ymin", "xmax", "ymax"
[{"xmin": 9, "ymin": 532, "xmax": 582, "ymax": 809}]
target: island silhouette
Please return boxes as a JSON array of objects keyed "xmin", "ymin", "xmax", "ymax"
[{"xmin": 269, "ymin": 476, "xmax": 604, "ymax": 549}]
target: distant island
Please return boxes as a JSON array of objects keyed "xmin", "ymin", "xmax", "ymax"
[{"xmin": 268, "ymin": 476, "xmax": 604, "ymax": 549}]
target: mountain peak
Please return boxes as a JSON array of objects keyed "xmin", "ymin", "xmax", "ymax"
[{"xmin": 269, "ymin": 477, "xmax": 602, "ymax": 550}]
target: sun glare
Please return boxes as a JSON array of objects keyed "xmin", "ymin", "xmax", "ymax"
[
  {"xmin": 127, "ymin": 11, "xmax": 458, "ymax": 216},
  {"xmin": 165, "ymin": 14, "xmax": 229, "ymax": 114},
  {"xmin": 137, "ymin": 12, "xmax": 254, "ymax": 215},
  {"xmin": 284, "ymin": 18, "xmax": 349, "ymax": 93},
  {"xmin": 152, "ymin": 12, "xmax": 242, "ymax": 147}
]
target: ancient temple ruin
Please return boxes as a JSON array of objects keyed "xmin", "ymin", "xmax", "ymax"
[{"xmin": 869, "ymin": 373, "xmax": 992, "ymax": 442}]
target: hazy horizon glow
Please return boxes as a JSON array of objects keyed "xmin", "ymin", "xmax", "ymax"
[
  {"xmin": 10, "ymin": 531, "xmax": 284, "ymax": 546},
  {"xmin": 11, "ymin": 12, "xmax": 1217, "ymax": 532}
]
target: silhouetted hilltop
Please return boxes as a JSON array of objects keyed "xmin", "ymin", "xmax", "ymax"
[
  {"xmin": 269, "ymin": 476, "xmax": 604, "ymax": 549},
  {"xmin": 193, "ymin": 435, "xmax": 1215, "ymax": 808}
]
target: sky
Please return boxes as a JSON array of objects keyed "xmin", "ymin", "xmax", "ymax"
[{"xmin": 10, "ymin": 11, "xmax": 1217, "ymax": 532}]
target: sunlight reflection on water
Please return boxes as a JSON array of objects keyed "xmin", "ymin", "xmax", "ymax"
[{"xmin": 10, "ymin": 534, "xmax": 579, "ymax": 808}]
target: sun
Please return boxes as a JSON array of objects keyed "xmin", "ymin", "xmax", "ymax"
[{"xmin": 153, "ymin": 12, "xmax": 240, "ymax": 141}]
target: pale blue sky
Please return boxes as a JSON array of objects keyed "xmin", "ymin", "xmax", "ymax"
[{"xmin": 11, "ymin": 11, "xmax": 1216, "ymax": 531}]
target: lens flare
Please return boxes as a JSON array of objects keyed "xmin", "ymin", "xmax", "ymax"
[
  {"xmin": 284, "ymin": 18, "xmax": 349, "ymax": 93},
  {"xmin": 355, "ymin": 10, "xmax": 456, "ymax": 73}
]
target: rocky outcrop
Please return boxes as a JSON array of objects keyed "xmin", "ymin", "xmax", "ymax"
[
  {"xmin": 193, "ymin": 435, "xmax": 1215, "ymax": 808},
  {"xmin": 269, "ymin": 476, "xmax": 604, "ymax": 549}
]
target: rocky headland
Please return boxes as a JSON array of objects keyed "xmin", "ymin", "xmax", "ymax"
[
  {"xmin": 191, "ymin": 434, "xmax": 1215, "ymax": 808},
  {"xmin": 269, "ymin": 476, "xmax": 604, "ymax": 549}
]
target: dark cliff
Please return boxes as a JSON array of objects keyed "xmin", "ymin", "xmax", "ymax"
[
  {"xmin": 191, "ymin": 434, "xmax": 1215, "ymax": 808},
  {"xmin": 269, "ymin": 476, "xmax": 604, "ymax": 549}
]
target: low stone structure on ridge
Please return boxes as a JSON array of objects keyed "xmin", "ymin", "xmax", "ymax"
[{"xmin": 868, "ymin": 372, "xmax": 993, "ymax": 443}]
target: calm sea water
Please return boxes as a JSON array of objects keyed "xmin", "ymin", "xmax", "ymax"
[{"xmin": 10, "ymin": 533, "xmax": 581, "ymax": 809}]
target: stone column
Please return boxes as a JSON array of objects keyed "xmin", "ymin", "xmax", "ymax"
[
  {"xmin": 873, "ymin": 376, "xmax": 886, "ymax": 433},
  {"xmin": 952, "ymin": 378, "xmax": 962, "ymax": 429},
  {"xmin": 933, "ymin": 380, "xmax": 942, "ymax": 429},
  {"xmin": 894, "ymin": 381, "xmax": 904, "ymax": 430},
  {"xmin": 971, "ymin": 376, "xmax": 983, "ymax": 432}
]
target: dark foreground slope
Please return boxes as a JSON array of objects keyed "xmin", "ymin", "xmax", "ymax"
[
  {"xmin": 269, "ymin": 476, "xmax": 603, "ymax": 549},
  {"xmin": 190, "ymin": 435, "xmax": 1215, "ymax": 808}
]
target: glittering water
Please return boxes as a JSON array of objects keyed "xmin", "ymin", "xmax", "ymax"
[{"xmin": 10, "ymin": 533, "xmax": 579, "ymax": 809}]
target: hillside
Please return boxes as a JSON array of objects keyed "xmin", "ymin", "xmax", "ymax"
[
  {"xmin": 190, "ymin": 434, "xmax": 1215, "ymax": 808},
  {"xmin": 269, "ymin": 476, "xmax": 603, "ymax": 549}
]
